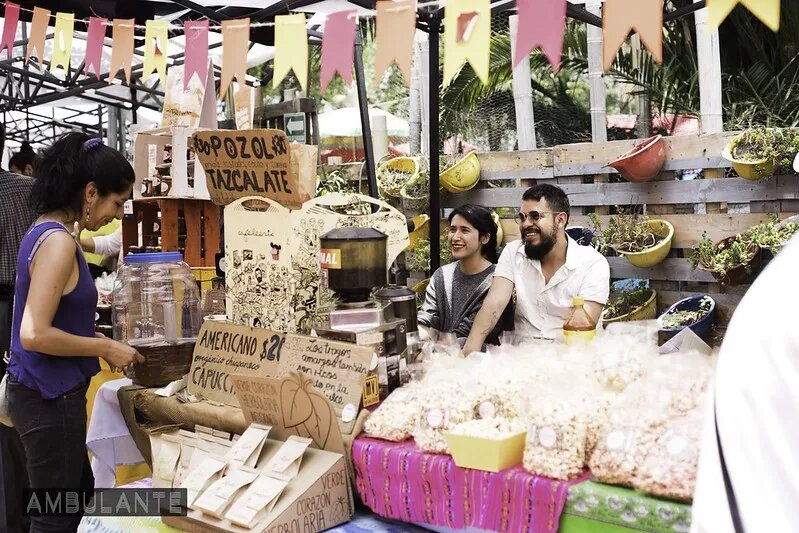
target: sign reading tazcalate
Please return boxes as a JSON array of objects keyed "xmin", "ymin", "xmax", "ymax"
[
  {"xmin": 193, "ymin": 129, "xmax": 298, "ymax": 208},
  {"xmin": 188, "ymin": 321, "xmax": 283, "ymax": 406}
]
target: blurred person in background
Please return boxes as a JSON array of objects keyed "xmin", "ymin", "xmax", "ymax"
[
  {"xmin": 80, "ymin": 221, "xmax": 122, "ymax": 278},
  {"xmin": 691, "ymin": 233, "xmax": 799, "ymax": 533},
  {"xmin": 0, "ymin": 123, "xmax": 35, "ymax": 533},
  {"xmin": 8, "ymin": 141, "xmax": 36, "ymax": 177}
]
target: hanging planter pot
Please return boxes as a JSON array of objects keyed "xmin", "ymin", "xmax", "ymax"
[
  {"xmin": 441, "ymin": 152, "xmax": 481, "ymax": 192},
  {"xmin": 615, "ymin": 220, "xmax": 674, "ymax": 268},
  {"xmin": 377, "ymin": 157, "xmax": 419, "ymax": 197},
  {"xmin": 566, "ymin": 226, "xmax": 597, "ymax": 247},
  {"xmin": 602, "ymin": 287, "xmax": 658, "ymax": 325},
  {"xmin": 400, "ymin": 171, "xmax": 429, "ymax": 213},
  {"xmin": 722, "ymin": 132, "xmax": 774, "ymax": 180},
  {"xmin": 696, "ymin": 236, "xmax": 761, "ymax": 286},
  {"xmin": 607, "ymin": 134, "xmax": 667, "ymax": 182},
  {"xmin": 658, "ymin": 295, "xmax": 716, "ymax": 342}
]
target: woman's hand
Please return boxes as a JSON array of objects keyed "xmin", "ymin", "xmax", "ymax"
[{"xmin": 100, "ymin": 339, "xmax": 145, "ymax": 373}]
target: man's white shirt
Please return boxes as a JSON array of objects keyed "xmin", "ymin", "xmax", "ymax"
[{"xmin": 494, "ymin": 235, "xmax": 610, "ymax": 340}]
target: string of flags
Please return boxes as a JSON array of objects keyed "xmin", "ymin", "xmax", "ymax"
[{"xmin": 0, "ymin": 0, "xmax": 782, "ymax": 100}]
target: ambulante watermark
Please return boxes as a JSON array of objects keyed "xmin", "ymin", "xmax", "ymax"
[{"xmin": 24, "ymin": 489, "xmax": 188, "ymax": 517}]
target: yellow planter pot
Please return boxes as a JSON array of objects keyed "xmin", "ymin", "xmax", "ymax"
[
  {"xmin": 722, "ymin": 134, "xmax": 774, "ymax": 180},
  {"xmin": 491, "ymin": 211, "xmax": 503, "ymax": 244},
  {"xmin": 602, "ymin": 289, "xmax": 658, "ymax": 325},
  {"xmin": 407, "ymin": 215, "xmax": 430, "ymax": 252},
  {"xmin": 441, "ymin": 152, "xmax": 480, "ymax": 192},
  {"xmin": 377, "ymin": 157, "xmax": 419, "ymax": 196},
  {"xmin": 616, "ymin": 220, "xmax": 674, "ymax": 268}
]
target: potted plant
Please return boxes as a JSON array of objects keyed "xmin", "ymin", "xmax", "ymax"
[
  {"xmin": 741, "ymin": 215, "xmax": 799, "ymax": 258},
  {"xmin": 440, "ymin": 152, "xmax": 481, "ymax": 192},
  {"xmin": 602, "ymin": 282, "xmax": 658, "ymax": 324},
  {"xmin": 722, "ymin": 127, "xmax": 799, "ymax": 180},
  {"xmin": 400, "ymin": 168, "xmax": 430, "ymax": 213},
  {"xmin": 589, "ymin": 212, "xmax": 674, "ymax": 268},
  {"xmin": 658, "ymin": 295, "xmax": 716, "ymax": 341},
  {"xmin": 377, "ymin": 157, "xmax": 419, "ymax": 197},
  {"xmin": 607, "ymin": 134, "xmax": 667, "ymax": 182},
  {"xmin": 689, "ymin": 233, "xmax": 761, "ymax": 285}
]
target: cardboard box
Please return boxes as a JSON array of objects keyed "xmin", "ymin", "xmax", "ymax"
[
  {"xmin": 314, "ymin": 318, "xmax": 407, "ymax": 357},
  {"xmin": 164, "ymin": 440, "xmax": 350, "ymax": 532},
  {"xmin": 163, "ymin": 374, "xmax": 354, "ymax": 532},
  {"xmin": 444, "ymin": 431, "xmax": 527, "ymax": 473}
]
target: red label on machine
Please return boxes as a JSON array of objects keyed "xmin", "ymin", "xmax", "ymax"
[{"xmin": 318, "ymin": 248, "xmax": 342, "ymax": 269}]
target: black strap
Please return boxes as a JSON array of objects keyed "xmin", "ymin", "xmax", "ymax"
[{"xmin": 714, "ymin": 403, "xmax": 745, "ymax": 533}]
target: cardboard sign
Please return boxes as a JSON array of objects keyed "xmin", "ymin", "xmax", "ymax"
[
  {"xmin": 232, "ymin": 374, "xmax": 345, "ymax": 455},
  {"xmin": 193, "ymin": 129, "xmax": 298, "ymax": 208},
  {"xmin": 188, "ymin": 321, "xmax": 284, "ymax": 406},
  {"xmin": 278, "ymin": 334, "xmax": 372, "ymax": 433}
]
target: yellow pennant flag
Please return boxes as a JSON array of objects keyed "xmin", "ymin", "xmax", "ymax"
[
  {"xmin": 273, "ymin": 14, "xmax": 308, "ymax": 92},
  {"xmin": 706, "ymin": 0, "xmax": 780, "ymax": 32},
  {"xmin": 443, "ymin": 0, "xmax": 490, "ymax": 87},
  {"xmin": 143, "ymin": 20, "xmax": 169, "ymax": 83},
  {"xmin": 50, "ymin": 12, "xmax": 74, "ymax": 74}
]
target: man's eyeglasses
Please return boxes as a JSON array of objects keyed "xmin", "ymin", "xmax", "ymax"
[{"xmin": 516, "ymin": 210, "xmax": 563, "ymax": 223}]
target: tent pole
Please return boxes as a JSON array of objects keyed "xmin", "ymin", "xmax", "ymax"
[
  {"xmin": 428, "ymin": 11, "xmax": 441, "ymax": 273},
  {"xmin": 354, "ymin": 29, "xmax": 378, "ymax": 200}
]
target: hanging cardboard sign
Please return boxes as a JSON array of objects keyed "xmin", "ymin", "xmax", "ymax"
[
  {"xmin": 277, "ymin": 334, "xmax": 372, "ymax": 433},
  {"xmin": 187, "ymin": 321, "xmax": 284, "ymax": 406},
  {"xmin": 232, "ymin": 373, "xmax": 345, "ymax": 454},
  {"xmin": 193, "ymin": 129, "xmax": 301, "ymax": 208}
]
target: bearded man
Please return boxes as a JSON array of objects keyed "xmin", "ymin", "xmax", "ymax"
[{"xmin": 462, "ymin": 184, "xmax": 610, "ymax": 353}]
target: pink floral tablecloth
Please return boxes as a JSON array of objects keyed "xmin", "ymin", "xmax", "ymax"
[{"xmin": 352, "ymin": 437, "xmax": 589, "ymax": 533}]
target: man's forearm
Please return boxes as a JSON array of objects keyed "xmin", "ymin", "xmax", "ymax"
[{"xmin": 462, "ymin": 303, "xmax": 502, "ymax": 354}]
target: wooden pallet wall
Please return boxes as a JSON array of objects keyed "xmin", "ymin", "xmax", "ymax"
[{"xmin": 442, "ymin": 133, "xmax": 799, "ymax": 328}]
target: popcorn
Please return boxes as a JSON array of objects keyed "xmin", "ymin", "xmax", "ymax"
[
  {"xmin": 588, "ymin": 410, "xmax": 665, "ymax": 486},
  {"xmin": 363, "ymin": 385, "xmax": 423, "ymax": 442},
  {"xmin": 633, "ymin": 410, "xmax": 704, "ymax": 502},
  {"xmin": 412, "ymin": 383, "xmax": 477, "ymax": 454},
  {"xmin": 592, "ymin": 349, "xmax": 647, "ymax": 391},
  {"xmin": 522, "ymin": 397, "xmax": 588, "ymax": 481}
]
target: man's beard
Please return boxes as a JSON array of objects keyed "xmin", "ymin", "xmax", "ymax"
[{"xmin": 524, "ymin": 229, "xmax": 557, "ymax": 260}]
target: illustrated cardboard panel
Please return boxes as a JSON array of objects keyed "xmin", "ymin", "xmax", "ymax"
[{"xmin": 224, "ymin": 193, "xmax": 409, "ymax": 335}]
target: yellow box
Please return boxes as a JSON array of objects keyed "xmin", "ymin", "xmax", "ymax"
[
  {"xmin": 192, "ymin": 267, "xmax": 216, "ymax": 294},
  {"xmin": 444, "ymin": 431, "xmax": 527, "ymax": 473}
]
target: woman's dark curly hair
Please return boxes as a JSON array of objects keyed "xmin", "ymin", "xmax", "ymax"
[{"xmin": 30, "ymin": 132, "xmax": 135, "ymax": 215}]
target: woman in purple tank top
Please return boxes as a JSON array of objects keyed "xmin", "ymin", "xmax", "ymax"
[{"xmin": 6, "ymin": 133, "xmax": 143, "ymax": 532}]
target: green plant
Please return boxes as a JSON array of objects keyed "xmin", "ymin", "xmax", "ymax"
[
  {"xmin": 316, "ymin": 169, "xmax": 351, "ymax": 197},
  {"xmin": 602, "ymin": 282, "xmax": 654, "ymax": 321},
  {"xmin": 689, "ymin": 233, "xmax": 757, "ymax": 277},
  {"xmin": 741, "ymin": 215, "xmax": 799, "ymax": 251},
  {"xmin": 406, "ymin": 239, "xmax": 430, "ymax": 272},
  {"xmin": 730, "ymin": 127, "xmax": 799, "ymax": 173},
  {"xmin": 661, "ymin": 296, "xmax": 712, "ymax": 330},
  {"xmin": 589, "ymin": 212, "xmax": 663, "ymax": 254},
  {"xmin": 404, "ymin": 170, "xmax": 430, "ymax": 198}
]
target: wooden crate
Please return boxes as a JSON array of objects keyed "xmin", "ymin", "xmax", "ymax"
[
  {"xmin": 441, "ymin": 132, "xmax": 799, "ymax": 332},
  {"xmin": 132, "ymin": 126, "xmax": 210, "ymax": 200},
  {"xmin": 122, "ymin": 199, "xmax": 221, "ymax": 268}
]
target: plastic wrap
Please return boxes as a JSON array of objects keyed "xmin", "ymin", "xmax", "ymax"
[
  {"xmin": 522, "ymin": 395, "xmax": 589, "ymax": 481},
  {"xmin": 363, "ymin": 383, "xmax": 424, "ymax": 442},
  {"xmin": 633, "ymin": 408, "xmax": 704, "ymax": 502}
]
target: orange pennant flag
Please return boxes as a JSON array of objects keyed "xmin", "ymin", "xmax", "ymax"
[
  {"xmin": 25, "ymin": 7, "xmax": 50, "ymax": 66},
  {"xmin": 374, "ymin": 0, "xmax": 417, "ymax": 87},
  {"xmin": 602, "ymin": 0, "xmax": 663, "ymax": 72},
  {"xmin": 220, "ymin": 18, "xmax": 250, "ymax": 97},
  {"xmin": 109, "ymin": 19, "xmax": 135, "ymax": 84}
]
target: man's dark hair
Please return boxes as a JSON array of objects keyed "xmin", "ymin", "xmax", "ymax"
[{"xmin": 522, "ymin": 184, "xmax": 570, "ymax": 223}]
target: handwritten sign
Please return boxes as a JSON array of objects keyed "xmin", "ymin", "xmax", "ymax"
[
  {"xmin": 188, "ymin": 321, "xmax": 284, "ymax": 406},
  {"xmin": 277, "ymin": 334, "xmax": 372, "ymax": 433},
  {"xmin": 232, "ymin": 374, "xmax": 345, "ymax": 454},
  {"xmin": 192, "ymin": 129, "xmax": 298, "ymax": 208}
]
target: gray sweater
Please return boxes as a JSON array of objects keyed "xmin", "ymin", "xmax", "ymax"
[{"xmin": 418, "ymin": 262, "xmax": 509, "ymax": 345}]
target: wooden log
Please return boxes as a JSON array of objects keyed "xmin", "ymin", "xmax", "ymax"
[
  {"xmin": 607, "ymin": 257, "xmax": 716, "ymax": 282},
  {"xmin": 477, "ymin": 149, "xmax": 553, "ymax": 180}
]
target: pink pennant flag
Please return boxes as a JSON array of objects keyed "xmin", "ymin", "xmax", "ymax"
[
  {"xmin": 514, "ymin": 0, "xmax": 567, "ymax": 71},
  {"xmin": 321, "ymin": 10, "xmax": 357, "ymax": 92},
  {"xmin": 1, "ymin": 2, "xmax": 20, "ymax": 59},
  {"xmin": 184, "ymin": 20, "xmax": 209, "ymax": 90},
  {"xmin": 84, "ymin": 17, "xmax": 107, "ymax": 78}
]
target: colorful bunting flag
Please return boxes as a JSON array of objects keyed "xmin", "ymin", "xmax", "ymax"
[
  {"xmin": 26, "ymin": 7, "xmax": 50, "ymax": 66},
  {"xmin": 109, "ymin": 19, "xmax": 135, "ymax": 84},
  {"xmin": 0, "ymin": 2, "xmax": 20, "ymax": 60},
  {"xmin": 84, "ymin": 17, "xmax": 107, "ymax": 78},
  {"xmin": 513, "ymin": 0, "xmax": 567, "ymax": 71},
  {"xmin": 443, "ymin": 0, "xmax": 490, "ymax": 86},
  {"xmin": 321, "ymin": 10, "xmax": 357, "ymax": 92},
  {"xmin": 184, "ymin": 20, "xmax": 209, "ymax": 89},
  {"xmin": 374, "ymin": 0, "xmax": 417, "ymax": 86},
  {"xmin": 706, "ymin": 0, "xmax": 780, "ymax": 32},
  {"xmin": 50, "ymin": 12, "xmax": 74, "ymax": 74},
  {"xmin": 220, "ymin": 18, "xmax": 250, "ymax": 97},
  {"xmin": 273, "ymin": 14, "xmax": 308, "ymax": 92},
  {"xmin": 602, "ymin": 0, "xmax": 663, "ymax": 72},
  {"xmin": 143, "ymin": 19, "xmax": 169, "ymax": 83}
]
